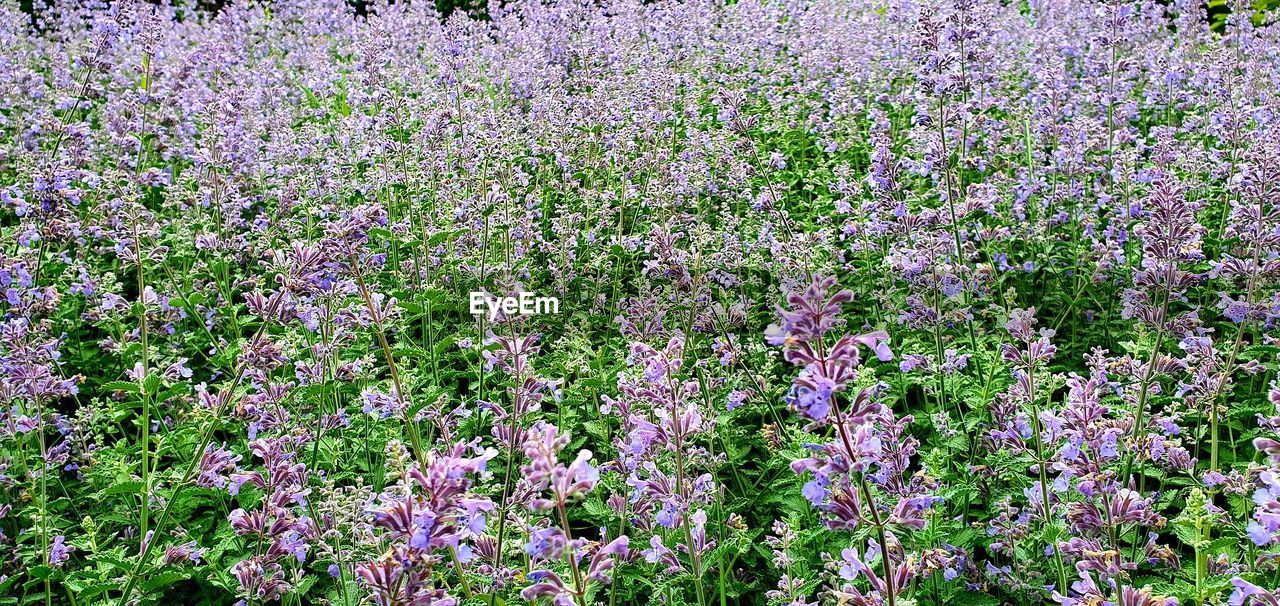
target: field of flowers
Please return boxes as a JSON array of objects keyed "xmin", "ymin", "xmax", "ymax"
[{"xmin": 5, "ymin": 0, "xmax": 1280, "ymax": 604}]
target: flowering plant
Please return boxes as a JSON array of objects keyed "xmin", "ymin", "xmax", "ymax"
[{"xmin": 3, "ymin": 1, "xmax": 1280, "ymax": 606}]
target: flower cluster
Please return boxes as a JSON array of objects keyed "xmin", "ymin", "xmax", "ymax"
[{"xmin": 3, "ymin": 0, "xmax": 1280, "ymax": 605}]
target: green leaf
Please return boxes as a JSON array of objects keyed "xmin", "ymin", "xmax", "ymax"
[
  {"xmin": 141, "ymin": 570, "xmax": 188, "ymax": 592},
  {"xmin": 104, "ymin": 480, "xmax": 145, "ymax": 497},
  {"xmin": 947, "ymin": 592, "xmax": 1002, "ymax": 606},
  {"xmin": 143, "ymin": 372, "xmax": 163, "ymax": 396},
  {"xmin": 24, "ymin": 566, "xmax": 54, "ymax": 582},
  {"xmin": 99, "ymin": 381, "xmax": 141, "ymax": 394},
  {"xmin": 287, "ymin": 574, "xmax": 317, "ymax": 598}
]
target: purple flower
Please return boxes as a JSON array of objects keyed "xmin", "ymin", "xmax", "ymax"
[
  {"xmin": 49, "ymin": 536, "xmax": 73, "ymax": 567},
  {"xmin": 524, "ymin": 527, "xmax": 568, "ymax": 560}
]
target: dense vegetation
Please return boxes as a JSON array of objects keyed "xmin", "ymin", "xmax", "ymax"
[{"xmin": 4, "ymin": 0, "xmax": 1280, "ymax": 605}]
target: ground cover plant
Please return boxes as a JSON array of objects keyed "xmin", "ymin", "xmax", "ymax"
[{"xmin": 4, "ymin": 0, "xmax": 1280, "ymax": 604}]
